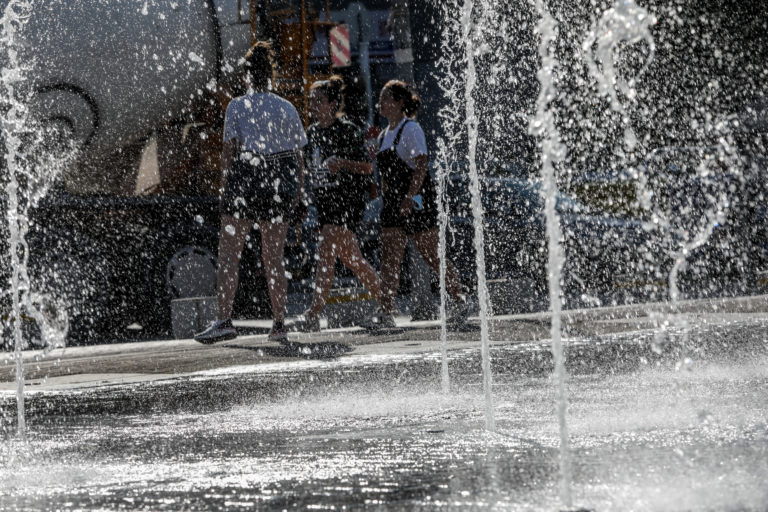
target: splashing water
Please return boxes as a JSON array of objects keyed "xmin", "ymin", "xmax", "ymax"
[
  {"xmin": 434, "ymin": 0, "xmax": 496, "ymax": 420},
  {"xmin": 529, "ymin": 0, "xmax": 571, "ymax": 507},
  {"xmin": 583, "ymin": 0, "xmax": 657, "ymax": 215},
  {"xmin": 1, "ymin": 0, "xmax": 73, "ymax": 438},
  {"xmin": 434, "ymin": 0, "xmax": 465, "ymax": 394},
  {"xmin": 583, "ymin": 0, "xmax": 743, "ymax": 364},
  {"xmin": 583, "ymin": 1, "xmax": 656, "ymax": 123}
]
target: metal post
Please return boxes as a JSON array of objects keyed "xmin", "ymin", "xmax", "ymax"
[
  {"xmin": 391, "ymin": 0, "xmax": 415, "ymax": 83},
  {"xmin": 391, "ymin": 0, "xmax": 428, "ymax": 314},
  {"xmin": 349, "ymin": 2, "xmax": 373, "ymax": 124},
  {"xmin": 250, "ymin": 0, "xmax": 258, "ymax": 44},
  {"xmin": 301, "ymin": 0, "xmax": 309, "ymax": 115}
]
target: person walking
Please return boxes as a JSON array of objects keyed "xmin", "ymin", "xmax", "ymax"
[
  {"xmin": 195, "ymin": 41, "xmax": 308, "ymax": 344},
  {"xmin": 294, "ymin": 77, "xmax": 393, "ymax": 331},
  {"xmin": 375, "ymin": 80, "xmax": 469, "ymax": 328}
]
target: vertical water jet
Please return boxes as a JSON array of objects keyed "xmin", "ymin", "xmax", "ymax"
[
  {"xmin": 460, "ymin": 0, "xmax": 495, "ymax": 431},
  {"xmin": 434, "ymin": 0, "xmax": 465, "ymax": 394},
  {"xmin": 0, "ymin": 0, "xmax": 34, "ymax": 439},
  {"xmin": 529, "ymin": 0, "xmax": 571, "ymax": 506},
  {"xmin": 1, "ymin": 0, "xmax": 72, "ymax": 438}
]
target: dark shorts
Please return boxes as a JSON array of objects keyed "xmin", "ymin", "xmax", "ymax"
[
  {"xmin": 220, "ymin": 152, "xmax": 300, "ymax": 223},
  {"xmin": 314, "ymin": 187, "xmax": 367, "ymax": 230},
  {"xmin": 381, "ymin": 177, "xmax": 439, "ymax": 234}
]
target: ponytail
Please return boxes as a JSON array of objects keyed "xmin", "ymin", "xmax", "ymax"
[
  {"xmin": 383, "ymin": 79, "xmax": 421, "ymax": 117},
  {"xmin": 242, "ymin": 41, "xmax": 275, "ymax": 90}
]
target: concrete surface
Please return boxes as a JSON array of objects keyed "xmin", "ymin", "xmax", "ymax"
[{"xmin": 2, "ymin": 294, "xmax": 767, "ymax": 391}]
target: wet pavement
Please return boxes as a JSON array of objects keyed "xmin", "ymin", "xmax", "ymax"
[
  {"xmin": 1, "ymin": 295, "xmax": 768, "ymax": 510},
  {"xmin": 2, "ymin": 294, "xmax": 768, "ymax": 390}
]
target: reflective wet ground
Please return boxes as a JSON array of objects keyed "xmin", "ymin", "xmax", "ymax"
[{"xmin": 1, "ymin": 318, "xmax": 767, "ymax": 511}]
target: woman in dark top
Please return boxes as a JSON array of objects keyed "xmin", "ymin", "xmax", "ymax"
[
  {"xmin": 195, "ymin": 41, "xmax": 307, "ymax": 344},
  {"xmin": 376, "ymin": 80, "xmax": 469, "ymax": 328},
  {"xmin": 296, "ymin": 77, "xmax": 392, "ymax": 331}
]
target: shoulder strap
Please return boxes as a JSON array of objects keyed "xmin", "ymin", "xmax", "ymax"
[
  {"xmin": 393, "ymin": 119, "xmax": 411, "ymax": 148},
  {"xmin": 376, "ymin": 129, "xmax": 388, "ymax": 153}
]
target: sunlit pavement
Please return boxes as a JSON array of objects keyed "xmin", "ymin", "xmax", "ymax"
[
  {"xmin": 2, "ymin": 294, "xmax": 767, "ymax": 391},
  {"xmin": 1, "ymin": 295, "xmax": 767, "ymax": 511}
]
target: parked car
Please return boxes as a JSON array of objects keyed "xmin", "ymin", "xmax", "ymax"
[
  {"xmin": 445, "ymin": 175, "xmax": 662, "ymax": 312},
  {"xmin": 633, "ymin": 146, "xmax": 768, "ymax": 299}
]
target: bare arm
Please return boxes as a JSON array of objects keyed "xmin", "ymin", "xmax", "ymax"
[
  {"xmin": 399, "ymin": 154, "xmax": 429, "ymax": 216},
  {"xmin": 220, "ymin": 139, "xmax": 237, "ymax": 190},
  {"xmin": 295, "ymin": 148, "xmax": 306, "ymax": 199},
  {"xmin": 406, "ymin": 155, "xmax": 429, "ymax": 197},
  {"xmin": 326, "ymin": 157, "xmax": 373, "ymax": 176}
]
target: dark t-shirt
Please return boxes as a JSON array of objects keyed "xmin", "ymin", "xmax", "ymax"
[{"xmin": 305, "ymin": 118, "xmax": 371, "ymax": 216}]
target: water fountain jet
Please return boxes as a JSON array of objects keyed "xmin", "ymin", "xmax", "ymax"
[
  {"xmin": 529, "ymin": 0, "xmax": 571, "ymax": 506},
  {"xmin": 1, "ymin": 0, "xmax": 72, "ymax": 438}
]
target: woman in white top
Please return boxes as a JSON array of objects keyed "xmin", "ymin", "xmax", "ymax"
[
  {"xmin": 375, "ymin": 80, "xmax": 468, "ymax": 328},
  {"xmin": 195, "ymin": 41, "xmax": 308, "ymax": 344}
]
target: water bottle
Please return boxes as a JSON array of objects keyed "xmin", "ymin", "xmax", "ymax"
[
  {"xmin": 311, "ymin": 147, "xmax": 326, "ymax": 186},
  {"xmin": 311, "ymin": 147, "xmax": 322, "ymax": 170}
]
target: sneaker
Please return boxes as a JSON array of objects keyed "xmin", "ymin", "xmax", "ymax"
[
  {"xmin": 194, "ymin": 319, "xmax": 237, "ymax": 344},
  {"xmin": 267, "ymin": 323, "xmax": 289, "ymax": 344},
  {"xmin": 291, "ymin": 311, "xmax": 321, "ymax": 333},
  {"xmin": 447, "ymin": 300, "xmax": 471, "ymax": 331},
  {"xmin": 360, "ymin": 308, "xmax": 397, "ymax": 330}
]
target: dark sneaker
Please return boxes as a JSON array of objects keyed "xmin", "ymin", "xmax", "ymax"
[
  {"xmin": 447, "ymin": 301, "xmax": 471, "ymax": 331},
  {"xmin": 291, "ymin": 311, "xmax": 321, "ymax": 333},
  {"xmin": 194, "ymin": 319, "xmax": 237, "ymax": 344},
  {"xmin": 360, "ymin": 308, "xmax": 397, "ymax": 330},
  {"xmin": 268, "ymin": 324, "xmax": 289, "ymax": 344}
]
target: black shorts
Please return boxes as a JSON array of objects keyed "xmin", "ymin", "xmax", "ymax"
[
  {"xmin": 381, "ymin": 176, "xmax": 438, "ymax": 234},
  {"xmin": 220, "ymin": 152, "xmax": 300, "ymax": 223},
  {"xmin": 314, "ymin": 187, "xmax": 367, "ymax": 229}
]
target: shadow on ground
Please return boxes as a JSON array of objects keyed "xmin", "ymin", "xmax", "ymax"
[{"xmin": 227, "ymin": 341, "xmax": 353, "ymax": 359}]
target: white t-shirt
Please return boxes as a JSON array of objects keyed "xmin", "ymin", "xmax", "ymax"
[
  {"xmin": 223, "ymin": 90, "xmax": 308, "ymax": 154},
  {"xmin": 379, "ymin": 118, "xmax": 428, "ymax": 170}
]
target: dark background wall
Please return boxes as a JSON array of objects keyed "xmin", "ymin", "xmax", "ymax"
[{"xmin": 404, "ymin": 0, "xmax": 768, "ymax": 177}]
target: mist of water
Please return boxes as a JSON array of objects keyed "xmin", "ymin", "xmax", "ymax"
[{"xmin": 583, "ymin": 0, "xmax": 747, "ymax": 366}]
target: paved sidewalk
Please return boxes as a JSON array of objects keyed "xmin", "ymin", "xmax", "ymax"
[{"xmin": 1, "ymin": 294, "xmax": 767, "ymax": 391}]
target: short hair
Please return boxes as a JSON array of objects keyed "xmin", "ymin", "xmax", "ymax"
[
  {"xmin": 383, "ymin": 79, "xmax": 421, "ymax": 117},
  {"xmin": 310, "ymin": 75, "xmax": 345, "ymax": 114},
  {"xmin": 243, "ymin": 41, "xmax": 275, "ymax": 90}
]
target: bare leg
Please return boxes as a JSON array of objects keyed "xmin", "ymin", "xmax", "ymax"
[
  {"xmin": 259, "ymin": 220, "xmax": 289, "ymax": 324},
  {"xmin": 308, "ymin": 224, "xmax": 382, "ymax": 317},
  {"xmin": 216, "ymin": 215, "xmax": 254, "ymax": 320},
  {"xmin": 307, "ymin": 225, "xmax": 337, "ymax": 318},
  {"xmin": 379, "ymin": 227, "xmax": 409, "ymax": 314},
  {"xmin": 332, "ymin": 225, "xmax": 382, "ymax": 298},
  {"xmin": 411, "ymin": 227, "xmax": 465, "ymax": 301}
]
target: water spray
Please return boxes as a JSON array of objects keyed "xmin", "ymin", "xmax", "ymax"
[{"xmin": 529, "ymin": 0, "xmax": 571, "ymax": 506}]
